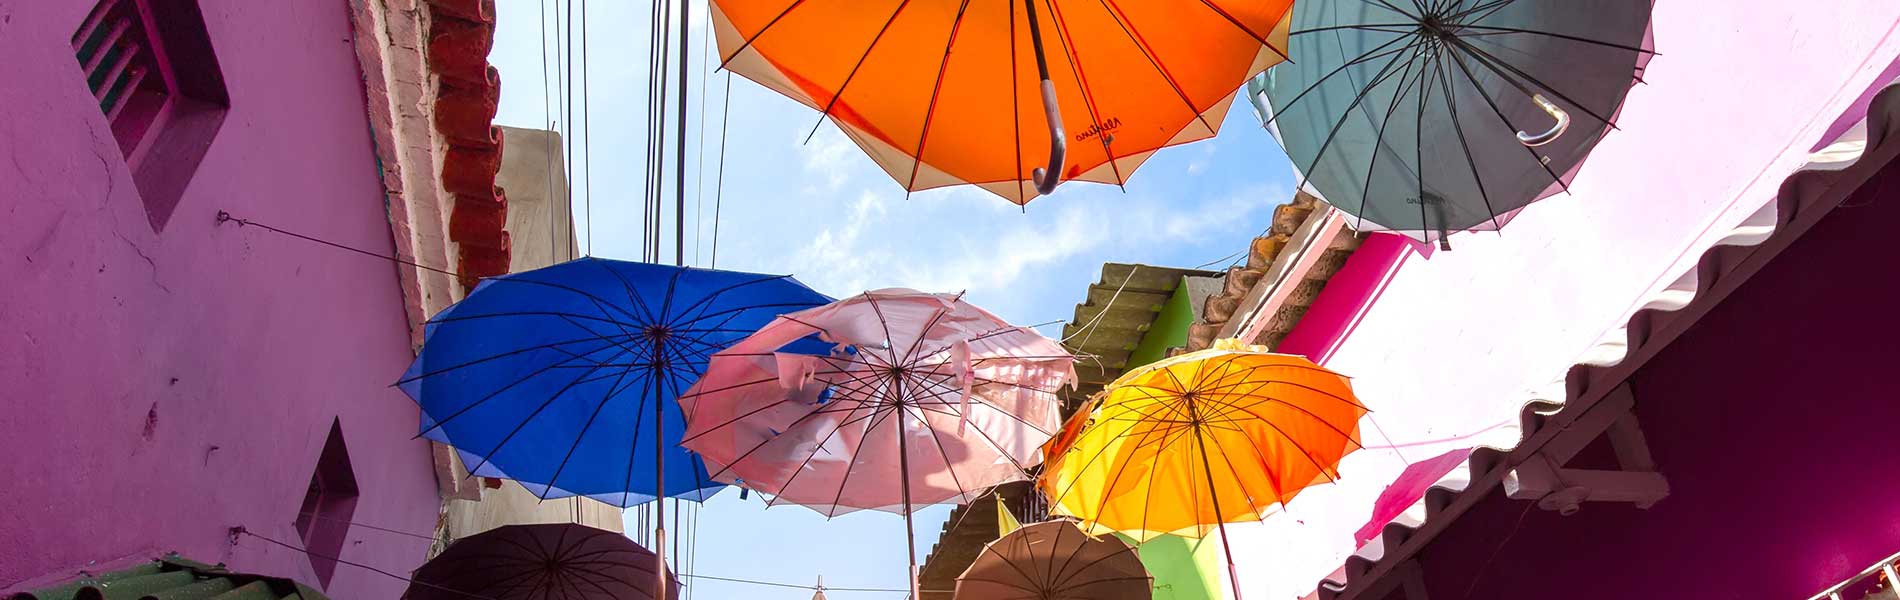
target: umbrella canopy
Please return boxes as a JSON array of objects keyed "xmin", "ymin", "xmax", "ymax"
[
  {"xmin": 1253, "ymin": 0, "xmax": 1655, "ymax": 245},
  {"xmin": 712, "ymin": 0, "xmax": 1295, "ymax": 203},
  {"xmin": 678, "ymin": 289, "xmax": 1075, "ymax": 597},
  {"xmin": 405, "ymin": 524, "xmax": 678, "ymax": 600},
  {"xmin": 956, "ymin": 520, "xmax": 1152, "ymax": 600},
  {"xmin": 1039, "ymin": 340, "xmax": 1366, "ymax": 598},
  {"xmin": 397, "ymin": 257, "xmax": 831, "ymax": 507}
]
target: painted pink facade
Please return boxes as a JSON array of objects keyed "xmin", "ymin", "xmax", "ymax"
[
  {"xmin": 0, "ymin": 1, "xmax": 441, "ymax": 597},
  {"xmin": 1222, "ymin": 2, "xmax": 1900, "ymax": 598}
]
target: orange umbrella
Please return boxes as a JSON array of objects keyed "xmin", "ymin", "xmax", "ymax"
[{"xmin": 711, "ymin": 0, "xmax": 1294, "ymax": 203}]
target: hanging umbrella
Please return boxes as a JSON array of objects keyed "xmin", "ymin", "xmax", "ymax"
[
  {"xmin": 398, "ymin": 258, "xmax": 831, "ymax": 598},
  {"xmin": 678, "ymin": 289, "xmax": 1076, "ymax": 598},
  {"xmin": 1039, "ymin": 340, "xmax": 1366, "ymax": 599},
  {"xmin": 1252, "ymin": 0, "xmax": 1655, "ymax": 247},
  {"xmin": 405, "ymin": 523, "xmax": 678, "ymax": 600},
  {"xmin": 955, "ymin": 520, "xmax": 1152, "ymax": 600},
  {"xmin": 712, "ymin": 0, "xmax": 1295, "ymax": 203}
]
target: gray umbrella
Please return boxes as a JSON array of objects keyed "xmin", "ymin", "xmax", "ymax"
[{"xmin": 1252, "ymin": 0, "xmax": 1655, "ymax": 248}]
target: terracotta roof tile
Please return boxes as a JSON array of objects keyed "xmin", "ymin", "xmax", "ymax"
[{"xmin": 423, "ymin": 0, "xmax": 508, "ymax": 287}]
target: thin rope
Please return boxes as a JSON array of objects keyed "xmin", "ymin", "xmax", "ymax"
[
  {"xmin": 234, "ymin": 528, "xmax": 499, "ymax": 600},
  {"xmin": 295, "ymin": 512, "xmax": 437, "ymax": 542},
  {"xmin": 676, "ymin": 572, "xmax": 919, "ymax": 594},
  {"xmin": 1061, "ymin": 264, "xmax": 1137, "ymax": 347},
  {"xmin": 215, "ymin": 211, "xmax": 459, "ymax": 278}
]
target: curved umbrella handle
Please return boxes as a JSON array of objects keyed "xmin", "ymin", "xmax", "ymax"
[
  {"xmin": 1032, "ymin": 79, "xmax": 1067, "ymax": 196},
  {"xmin": 1516, "ymin": 93, "xmax": 1570, "ymax": 147}
]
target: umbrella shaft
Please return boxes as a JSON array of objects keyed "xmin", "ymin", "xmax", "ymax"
[
  {"xmin": 654, "ymin": 336, "xmax": 669, "ymax": 599},
  {"xmin": 1022, "ymin": 0, "xmax": 1051, "ymax": 81},
  {"xmin": 898, "ymin": 403, "xmax": 921, "ymax": 599}
]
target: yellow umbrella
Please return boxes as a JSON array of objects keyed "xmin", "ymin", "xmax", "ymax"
[{"xmin": 1039, "ymin": 340, "xmax": 1366, "ymax": 598}]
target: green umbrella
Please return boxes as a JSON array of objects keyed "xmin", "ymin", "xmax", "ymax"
[{"xmin": 1251, "ymin": 0, "xmax": 1655, "ymax": 248}]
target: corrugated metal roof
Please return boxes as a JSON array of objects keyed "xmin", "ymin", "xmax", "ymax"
[
  {"xmin": 1308, "ymin": 80, "xmax": 1900, "ymax": 600},
  {"xmin": 1059, "ymin": 263, "xmax": 1220, "ymax": 409},
  {"xmin": 11, "ymin": 555, "xmax": 327, "ymax": 600}
]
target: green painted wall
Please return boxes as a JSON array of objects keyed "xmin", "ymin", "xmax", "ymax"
[
  {"xmin": 1127, "ymin": 278, "xmax": 1196, "ymax": 368},
  {"xmin": 1121, "ymin": 277, "xmax": 1222, "ymax": 599}
]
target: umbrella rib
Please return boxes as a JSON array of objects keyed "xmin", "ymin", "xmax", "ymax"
[
  {"xmin": 667, "ymin": 272, "xmax": 793, "ymax": 323},
  {"xmin": 1008, "ymin": 0, "xmax": 1027, "ymax": 201},
  {"xmin": 1259, "ymin": 31, "xmax": 1419, "ymax": 129},
  {"xmin": 1442, "ymin": 45, "xmax": 1570, "ymax": 190},
  {"xmin": 1354, "ymin": 34, "xmax": 1432, "ymax": 234},
  {"xmin": 799, "ymin": 1, "xmax": 915, "ymax": 143},
  {"xmin": 588, "ymin": 259, "xmax": 662, "ymax": 326},
  {"xmin": 415, "ymin": 339, "xmax": 631, "ymax": 436},
  {"xmin": 715, "ymin": 0, "xmax": 806, "ymax": 68},
  {"xmin": 1414, "ymin": 41, "xmax": 1439, "ymax": 239},
  {"xmin": 1081, "ymin": 404, "xmax": 1178, "ymax": 534},
  {"xmin": 905, "ymin": 369, "xmax": 1059, "ymax": 439},
  {"xmin": 818, "ymin": 395, "xmax": 890, "ymax": 515},
  {"xmin": 398, "ymin": 332, "xmax": 633, "ymax": 384},
  {"xmin": 904, "ymin": 1, "xmax": 973, "ymax": 192},
  {"xmin": 1286, "ymin": 33, "xmax": 1429, "ymax": 211},
  {"xmin": 1100, "ymin": 0, "xmax": 1218, "ymax": 135},
  {"xmin": 1450, "ymin": 24, "xmax": 1656, "ymax": 55},
  {"xmin": 539, "ymin": 363, "xmax": 650, "ymax": 500},
  {"xmin": 1448, "ymin": 34, "xmax": 1620, "ymax": 127},
  {"xmin": 1041, "ymin": 0, "xmax": 1127, "ymax": 185},
  {"xmin": 1190, "ymin": 0, "xmax": 1290, "ymax": 61},
  {"xmin": 480, "ymin": 277, "xmax": 650, "ymax": 325},
  {"xmin": 656, "ymin": 361, "xmax": 725, "ymax": 498},
  {"xmin": 427, "ymin": 310, "xmax": 643, "ymax": 331},
  {"xmin": 1444, "ymin": 0, "xmax": 1512, "ymax": 22},
  {"xmin": 900, "ymin": 292, "xmax": 965, "ymax": 365},
  {"xmin": 900, "ymin": 374, "xmax": 1040, "ymax": 477},
  {"xmin": 1433, "ymin": 49, "xmax": 1504, "ymax": 229},
  {"xmin": 897, "ymin": 396, "xmax": 975, "ymax": 507},
  {"xmin": 1292, "ymin": 23, "xmax": 1423, "ymax": 36},
  {"xmin": 1353, "ymin": 0, "xmax": 1422, "ymax": 20},
  {"xmin": 1043, "ymin": 406, "xmax": 1157, "ymax": 512},
  {"xmin": 1220, "ymin": 394, "xmax": 1367, "ymax": 454}
]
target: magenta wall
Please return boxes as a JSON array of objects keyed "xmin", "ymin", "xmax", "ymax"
[
  {"xmin": 1407, "ymin": 160, "xmax": 1900, "ymax": 599},
  {"xmin": 0, "ymin": 1, "xmax": 441, "ymax": 597}
]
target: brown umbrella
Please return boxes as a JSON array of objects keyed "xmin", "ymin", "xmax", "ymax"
[
  {"xmin": 956, "ymin": 521, "xmax": 1152, "ymax": 600},
  {"xmin": 405, "ymin": 524, "xmax": 678, "ymax": 600}
]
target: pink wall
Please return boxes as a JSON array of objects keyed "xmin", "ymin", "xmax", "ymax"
[
  {"xmin": 1222, "ymin": 3, "xmax": 1900, "ymax": 597},
  {"xmin": 0, "ymin": 1, "xmax": 441, "ymax": 597},
  {"xmin": 1411, "ymin": 156, "xmax": 1900, "ymax": 600}
]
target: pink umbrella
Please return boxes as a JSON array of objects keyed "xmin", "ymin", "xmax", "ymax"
[{"xmin": 678, "ymin": 289, "xmax": 1075, "ymax": 598}]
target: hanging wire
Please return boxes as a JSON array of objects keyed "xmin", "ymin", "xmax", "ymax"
[
  {"xmin": 691, "ymin": 0, "xmax": 713, "ymax": 266},
  {"xmin": 562, "ymin": 0, "xmax": 577, "ymax": 258},
  {"xmin": 581, "ymin": 0, "xmax": 592, "ymax": 257},
  {"xmin": 538, "ymin": 0, "xmax": 558, "ymax": 263},
  {"xmin": 709, "ymin": 72, "xmax": 732, "ymax": 269},
  {"xmin": 214, "ymin": 211, "xmax": 459, "ymax": 278},
  {"xmin": 234, "ymin": 528, "xmax": 500, "ymax": 600},
  {"xmin": 673, "ymin": 0, "xmax": 689, "ymax": 267}
]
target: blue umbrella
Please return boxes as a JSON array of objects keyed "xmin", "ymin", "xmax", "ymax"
[{"xmin": 398, "ymin": 257, "xmax": 832, "ymax": 507}]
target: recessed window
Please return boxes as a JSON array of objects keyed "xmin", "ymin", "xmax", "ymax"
[
  {"xmin": 294, "ymin": 420, "xmax": 359, "ymax": 589},
  {"xmin": 71, "ymin": 0, "xmax": 229, "ymax": 231}
]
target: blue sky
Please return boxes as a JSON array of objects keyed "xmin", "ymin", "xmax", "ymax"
[{"xmin": 487, "ymin": 2, "xmax": 1297, "ymax": 597}]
